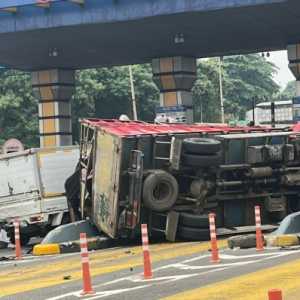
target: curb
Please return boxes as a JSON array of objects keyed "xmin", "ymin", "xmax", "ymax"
[
  {"xmin": 33, "ymin": 236, "xmax": 112, "ymax": 256},
  {"xmin": 265, "ymin": 234, "xmax": 300, "ymax": 247}
]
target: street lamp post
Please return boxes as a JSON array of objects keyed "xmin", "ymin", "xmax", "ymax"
[
  {"xmin": 129, "ymin": 65, "xmax": 138, "ymax": 121},
  {"xmin": 218, "ymin": 56, "xmax": 225, "ymax": 123}
]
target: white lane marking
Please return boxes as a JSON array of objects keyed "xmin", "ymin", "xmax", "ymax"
[
  {"xmin": 45, "ymin": 249, "xmax": 300, "ymax": 300},
  {"xmin": 180, "ymin": 253, "xmax": 211, "ymax": 264},
  {"xmin": 82, "ymin": 285, "xmax": 150, "ymax": 299},
  {"xmin": 171, "ymin": 260, "xmax": 258, "ymax": 270},
  {"xmin": 219, "ymin": 251, "xmax": 295, "ymax": 260},
  {"xmin": 46, "ymin": 268, "xmax": 228, "ymax": 300},
  {"xmin": 84, "ymin": 268, "xmax": 229, "ymax": 300},
  {"xmin": 0, "ymin": 252, "xmax": 79, "ymax": 266}
]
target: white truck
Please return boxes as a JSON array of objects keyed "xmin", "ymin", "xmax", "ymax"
[{"xmin": 0, "ymin": 146, "xmax": 79, "ymax": 245}]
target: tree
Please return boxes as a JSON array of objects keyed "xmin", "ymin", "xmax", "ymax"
[
  {"xmin": 0, "ymin": 70, "xmax": 38, "ymax": 147},
  {"xmin": 223, "ymin": 54, "xmax": 279, "ymax": 119},
  {"xmin": 72, "ymin": 65, "xmax": 158, "ymax": 143},
  {"xmin": 192, "ymin": 54, "xmax": 280, "ymax": 122},
  {"xmin": 280, "ymin": 80, "xmax": 296, "ymax": 100},
  {"xmin": 192, "ymin": 59, "xmax": 221, "ymax": 123}
]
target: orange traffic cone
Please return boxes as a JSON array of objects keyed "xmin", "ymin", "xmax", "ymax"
[
  {"xmin": 209, "ymin": 213, "xmax": 220, "ymax": 263},
  {"xmin": 268, "ymin": 289, "xmax": 283, "ymax": 300},
  {"xmin": 141, "ymin": 224, "xmax": 152, "ymax": 279},
  {"xmin": 255, "ymin": 206, "xmax": 264, "ymax": 251},
  {"xmin": 80, "ymin": 233, "xmax": 95, "ymax": 295},
  {"xmin": 13, "ymin": 219, "xmax": 22, "ymax": 260}
]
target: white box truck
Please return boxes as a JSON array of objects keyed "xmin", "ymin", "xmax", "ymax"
[{"xmin": 0, "ymin": 146, "xmax": 79, "ymax": 245}]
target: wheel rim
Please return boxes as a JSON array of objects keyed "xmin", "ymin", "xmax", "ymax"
[{"xmin": 153, "ymin": 181, "xmax": 170, "ymax": 202}]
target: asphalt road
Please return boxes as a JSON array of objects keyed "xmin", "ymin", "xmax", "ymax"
[{"xmin": 1, "ymin": 240, "xmax": 300, "ymax": 300}]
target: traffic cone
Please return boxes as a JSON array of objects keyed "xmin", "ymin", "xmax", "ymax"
[
  {"xmin": 268, "ymin": 289, "xmax": 283, "ymax": 300},
  {"xmin": 255, "ymin": 205, "xmax": 264, "ymax": 251},
  {"xmin": 141, "ymin": 224, "xmax": 152, "ymax": 279},
  {"xmin": 80, "ymin": 233, "xmax": 95, "ymax": 295},
  {"xmin": 13, "ymin": 219, "xmax": 22, "ymax": 260},
  {"xmin": 209, "ymin": 213, "xmax": 220, "ymax": 263}
]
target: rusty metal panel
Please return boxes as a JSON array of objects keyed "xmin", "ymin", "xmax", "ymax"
[{"xmin": 93, "ymin": 131, "xmax": 122, "ymax": 238}]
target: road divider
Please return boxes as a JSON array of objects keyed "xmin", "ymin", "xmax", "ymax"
[
  {"xmin": 268, "ymin": 289, "xmax": 283, "ymax": 300},
  {"xmin": 14, "ymin": 219, "xmax": 22, "ymax": 260},
  {"xmin": 265, "ymin": 234, "xmax": 300, "ymax": 247},
  {"xmin": 255, "ymin": 205, "xmax": 264, "ymax": 251},
  {"xmin": 141, "ymin": 224, "xmax": 152, "ymax": 279},
  {"xmin": 209, "ymin": 213, "xmax": 220, "ymax": 263},
  {"xmin": 80, "ymin": 232, "xmax": 95, "ymax": 295},
  {"xmin": 33, "ymin": 236, "xmax": 111, "ymax": 256}
]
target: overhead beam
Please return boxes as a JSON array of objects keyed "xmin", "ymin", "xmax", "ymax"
[
  {"xmin": 0, "ymin": 0, "xmax": 84, "ymax": 10},
  {"xmin": 0, "ymin": 7, "xmax": 17, "ymax": 13}
]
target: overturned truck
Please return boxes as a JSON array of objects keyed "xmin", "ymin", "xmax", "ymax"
[{"xmin": 78, "ymin": 119, "xmax": 300, "ymax": 241}]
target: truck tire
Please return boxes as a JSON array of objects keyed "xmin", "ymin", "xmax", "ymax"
[
  {"xmin": 143, "ymin": 171, "xmax": 178, "ymax": 212},
  {"xmin": 179, "ymin": 212, "xmax": 221, "ymax": 228},
  {"xmin": 182, "ymin": 152, "xmax": 222, "ymax": 167},
  {"xmin": 177, "ymin": 226, "xmax": 210, "ymax": 241},
  {"xmin": 183, "ymin": 138, "xmax": 221, "ymax": 155}
]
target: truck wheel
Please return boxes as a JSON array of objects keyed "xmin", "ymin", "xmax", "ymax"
[
  {"xmin": 183, "ymin": 138, "xmax": 221, "ymax": 155},
  {"xmin": 182, "ymin": 152, "xmax": 221, "ymax": 167},
  {"xmin": 143, "ymin": 171, "xmax": 178, "ymax": 212},
  {"xmin": 179, "ymin": 212, "xmax": 221, "ymax": 228},
  {"xmin": 177, "ymin": 226, "xmax": 210, "ymax": 241}
]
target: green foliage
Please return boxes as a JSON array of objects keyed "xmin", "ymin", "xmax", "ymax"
[
  {"xmin": 0, "ymin": 70, "xmax": 38, "ymax": 147},
  {"xmin": 192, "ymin": 59, "xmax": 221, "ymax": 122},
  {"xmin": 72, "ymin": 65, "xmax": 158, "ymax": 143},
  {"xmin": 280, "ymin": 80, "xmax": 296, "ymax": 100},
  {"xmin": 0, "ymin": 54, "xmax": 281, "ymax": 147},
  {"xmin": 223, "ymin": 54, "xmax": 279, "ymax": 119},
  {"xmin": 192, "ymin": 54, "xmax": 280, "ymax": 122}
]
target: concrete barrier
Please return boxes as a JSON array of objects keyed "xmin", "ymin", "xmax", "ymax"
[
  {"xmin": 265, "ymin": 234, "xmax": 300, "ymax": 247},
  {"xmin": 33, "ymin": 236, "xmax": 111, "ymax": 256}
]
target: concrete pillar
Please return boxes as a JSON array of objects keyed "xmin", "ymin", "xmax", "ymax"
[
  {"xmin": 152, "ymin": 57, "xmax": 197, "ymax": 123},
  {"xmin": 31, "ymin": 69, "xmax": 75, "ymax": 147},
  {"xmin": 287, "ymin": 44, "xmax": 300, "ymax": 122}
]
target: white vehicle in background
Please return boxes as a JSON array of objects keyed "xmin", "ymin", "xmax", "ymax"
[
  {"xmin": 0, "ymin": 146, "xmax": 79, "ymax": 245},
  {"xmin": 246, "ymin": 100, "xmax": 294, "ymax": 127}
]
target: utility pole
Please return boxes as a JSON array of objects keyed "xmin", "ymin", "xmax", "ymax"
[
  {"xmin": 218, "ymin": 56, "xmax": 225, "ymax": 123},
  {"xmin": 128, "ymin": 66, "xmax": 138, "ymax": 121}
]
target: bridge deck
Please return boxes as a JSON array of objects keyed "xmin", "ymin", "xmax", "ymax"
[{"xmin": 0, "ymin": 0, "xmax": 298, "ymax": 70}]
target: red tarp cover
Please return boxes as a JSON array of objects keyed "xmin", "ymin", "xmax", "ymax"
[{"xmin": 82, "ymin": 119, "xmax": 296, "ymax": 137}]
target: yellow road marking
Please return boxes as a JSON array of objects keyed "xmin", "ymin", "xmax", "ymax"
[
  {"xmin": 163, "ymin": 257, "xmax": 300, "ymax": 300},
  {"xmin": 0, "ymin": 240, "xmax": 227, "ymax": 297},
  {"xmin": 0, "ymin": 241, "xmax": 188, "ymax": 278}
]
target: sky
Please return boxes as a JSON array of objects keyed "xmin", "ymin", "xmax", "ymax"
[{"xmin": 266, "ymin": 50, "xmax": 294, "ymax": 90}]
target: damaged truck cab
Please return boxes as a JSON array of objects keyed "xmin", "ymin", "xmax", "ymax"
[{"xmin": 79, "ymin": 119, "xmax": 300, "ymax": 241}]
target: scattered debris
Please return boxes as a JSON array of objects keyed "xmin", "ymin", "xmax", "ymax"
[{"xmin": 227, "ymin": 234, "xmax": 262, "ymax": 249}]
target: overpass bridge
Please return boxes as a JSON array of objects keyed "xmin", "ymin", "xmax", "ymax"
[{"xmin": 0, "ymin": 0, "xmax": 300, "ymax": 147}]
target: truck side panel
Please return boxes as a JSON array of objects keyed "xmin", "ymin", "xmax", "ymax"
[
  {"xmin": 93, "ymin": 131, "xmax": 122, "ymax": 238},
  {"xmin": 38, "ymin": 147, "xmax": 79, "ymax": 198},
  {"xmin": 0, "ymin": 154, "xmax": 38, "ymax": 197},
  {"xmin": 0, "ymin": 153, "xmax": 41, "ymax": 221}
]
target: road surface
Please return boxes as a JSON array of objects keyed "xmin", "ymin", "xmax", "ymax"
[{"xmin": 1, "ymin": 240, "xmax": 300, "ymax": 300}]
